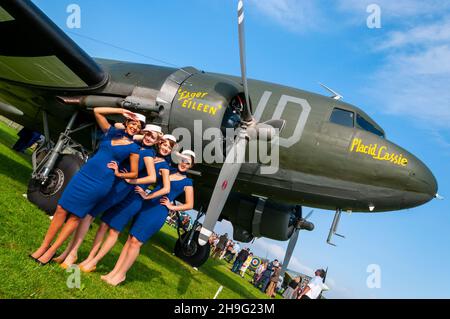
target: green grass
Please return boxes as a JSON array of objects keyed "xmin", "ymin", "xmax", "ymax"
[{"xmin": 0, "ymin": 121, "xmax": 271, "ymax": 299}]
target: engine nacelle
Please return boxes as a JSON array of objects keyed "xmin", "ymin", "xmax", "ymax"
[{"xmin": 219, "ymin": 193, "xmax": 298, "ymax": 243}]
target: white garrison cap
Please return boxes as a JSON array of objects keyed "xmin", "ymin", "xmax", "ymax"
[
  {"xmin": 142, "ymin": 124, "xmax": 162, "ymax": 134},
  {"xmin": 133, "ymin": 113, "xmax": 146, "ymax": 123},
  {"xmin": 181, "ymin": 150, "xmax": 196, "ymax": 159},
  {"xmin": 162, "ymin": 134, "xmax": 177, "ymax": 143}
]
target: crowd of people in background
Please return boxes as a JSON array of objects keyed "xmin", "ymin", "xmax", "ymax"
[
  {"xmin": 208, "ymin": 232, "xmax": 327, "ymax": 299},
  {"xmin": 166, "ymin": 210, "xmax": 192, "ymax": 232}
]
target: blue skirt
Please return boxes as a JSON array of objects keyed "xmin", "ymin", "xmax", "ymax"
[
  {"xmin": 129, "ymin": 199, "xmax": 168, "ymax": 243},
  {"xmin": 89, "ymin": 179, "xmax": 134, "ymax": 218},
  {"xmin": 101, "ymin": 192, "xmax": 144, "ymax": 232},
  {"xmin": 58, "ymin": 170, "xmax": 115, "ymax": 218}
]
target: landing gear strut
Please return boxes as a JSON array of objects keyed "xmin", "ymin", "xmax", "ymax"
[
  {"xmin": 27, "ymin": 110, "xmax": 94, "ymax": 214},
  {"xmin": 174, "ymin": 208, "xmax": 211, "ymax": 268}
]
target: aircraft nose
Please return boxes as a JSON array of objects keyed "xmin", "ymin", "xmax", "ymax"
[{"xmin": 408, "ymin": 156, "xmax": 438, "ymax": 201}]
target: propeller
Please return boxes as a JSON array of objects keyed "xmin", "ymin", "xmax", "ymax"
[
  {"xmin": 198, "ymin": 0, "xmax": 286, "ymax": 246},
  {"xmin": 279, "ymin": 208, "xmax": 315, "ymax": 282}
]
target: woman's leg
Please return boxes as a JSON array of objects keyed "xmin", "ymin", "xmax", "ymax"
[
  {"xmin": 53, "ymin": 234, "xmax": 75, "ymax": 263},
  {"xmin": 31, "ymin": 205, "xmax": 68, "ymax": 259},
  {"xmin": 106, "ymin": 236, "xmax": 143, "ymax": 286},
  {"xmin": 61, "ymin": 214, "xmax": 95, "ymax": 266},
  {"xmin": 82, "ymin": 228, "xmax": 119, "ymax": 271},
  {"xmin": 37, "ymin": 215, "xmax": 81, "ymax": 263},
  {"xmin": 79, "ymin": 221, "xmax": 109, "ymax": 266},
  {"xmin": 101, "ymin": 235, "xmax": 132, "ymax": 281}
]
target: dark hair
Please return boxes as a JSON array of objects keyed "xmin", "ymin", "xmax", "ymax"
[{"xmin": 317, "ymin": 269, "xmax": 326, "ymax": 278}]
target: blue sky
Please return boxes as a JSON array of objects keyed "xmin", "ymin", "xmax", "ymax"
[{"xmin": 32, "ymin": 0, "xmax": 450, "ymax": 298}]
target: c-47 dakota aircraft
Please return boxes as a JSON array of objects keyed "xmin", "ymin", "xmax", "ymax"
[{"xmin": 0, "ymin": 0, "xmax": 439, "ymax": 269}]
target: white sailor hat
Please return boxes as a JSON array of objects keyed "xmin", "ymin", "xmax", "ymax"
[
  {"xmin": 181, "ymin": 150, "xmax": 196, "ymax": 159},
  {"xmin": 132, "ymin": 112, "xmax": 146, "ymax": 124},
  {"xmin": 162, "ymin": 134, "xmax": 177, "ymax": 143},
  {"xmin": 142, "ymin": 124, "xmax": 162, "ymax": 134}
]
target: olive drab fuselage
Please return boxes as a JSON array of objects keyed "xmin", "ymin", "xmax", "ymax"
[{"xmin": 0, "ymin": 59, "xmax": 437, "ymax": 214}]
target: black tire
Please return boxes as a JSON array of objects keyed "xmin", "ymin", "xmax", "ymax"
[
  {"xmin": 174, "ymin": 230, "xmax": 211, "ymax": 268},
  {"xmin": 27, "ymin": 154, "xmax": 85, "ymax": 215}
]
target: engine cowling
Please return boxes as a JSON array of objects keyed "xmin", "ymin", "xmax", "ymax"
[{"xmin": 217, "ymin": 192, "xmax": 298, "ymax": 243}]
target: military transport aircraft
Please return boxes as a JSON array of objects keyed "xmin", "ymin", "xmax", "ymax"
[{"xmin": 0, "ymin": 0, "xmax": 439, "ymax": 269}]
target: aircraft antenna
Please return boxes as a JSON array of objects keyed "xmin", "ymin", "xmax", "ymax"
[{"xmin": 319, "ymin": 83, "xmax": 343, "ymax": 100}]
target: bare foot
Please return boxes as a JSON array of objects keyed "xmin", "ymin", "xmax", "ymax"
[
  {"xmin": 62, "ymin": 254, "xmax": 78, "ymax": 267},
  {"xmin": 80, "ymin": 261, "xmax": 97, "ymax": 272},
  {"xmin": 30, "ymin": 245, "xmax": 49, "ymax": 259},
  {"xmin": 101, "ymin": 272, "xmax": 114, "ymax": 282},
  {"xmin": 79, "ymin": 257, "xmax": 93, "ymax": 268},
  {"xmin": 106, "ymin": 275, "xmax": 126, "ymax": 286}
]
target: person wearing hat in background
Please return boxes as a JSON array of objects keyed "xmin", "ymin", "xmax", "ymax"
[
  {"xmin": 102, "ymin": 149, "xmax": 196, "ymax": 286},
  {"xmin": 54, "ymin": 123, "xmax": 163, "ymax": 269},
  {"xmin": 30, "ymin": 107, "xmax": 144, "ymax": 265},
  {"xmin": 75, "ymin": 133, "xmax": 176, "ymax": 273},
  {"xmin": 298, "ymin": 269, "xmax": 326, "ymax": 300}
]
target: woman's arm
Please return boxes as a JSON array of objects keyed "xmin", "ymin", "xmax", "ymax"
[
  {"xmin": 94, "ymin": 107, "xmax": 137, "ymax": 133},
  {"xmin": 108, "ymin": 153, "xmax": 139, "ymax": 179},
  {"xmin": 137, "ymin": 169, "xmax": 171, "ymax": 200},
  {"xmin": 160, "ymin": 186, "xmax": 194, "ymax": 211},
  {"xmin": 126, "ymin": 157, "xmax": 156, "ymax": 185}
]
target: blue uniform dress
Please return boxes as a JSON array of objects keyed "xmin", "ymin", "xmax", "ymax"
[
  {"xmin": 58, "ymin": 127, "xmax": 140, "ymax": 218},
  {"xmin": 101, "ymin": 160, "xmax": 171, "ymax": 232},
  {"xmin": 88, "ymin": 146, "xmax": 156, "ymax": 218},
  {"xmin": 129, "ymin": 176, "xmax": 194, "ymax": 244}
]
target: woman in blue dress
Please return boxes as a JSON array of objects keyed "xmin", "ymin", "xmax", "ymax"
[
  {"xmin": 30, "ymin": 107, "xmax": 144, "ymax": 265},
  {"xmin": 76, "ymin": 135, "xmax": 177, "ymax": 273},
  {"xmin": 102, "ymin": 150, "xmax": 196, "ymax": 286},
  {"xmin": 54, "ymin": 124, "xmax": 163, "ymax": 268}
]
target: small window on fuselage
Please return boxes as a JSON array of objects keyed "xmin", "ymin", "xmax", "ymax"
[
  {"xmin": 329, "ymin": 108, "xmax": 354, "ymax": 128},
  {"xmin": 356, "ymin": 114, "xmax": 385, "ymax": 138}
]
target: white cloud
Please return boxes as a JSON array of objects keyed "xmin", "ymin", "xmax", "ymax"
[
  {"xmin": 338, "ymin": 0, "xmax": 450, "ymax": 19},
  {"xmin": 248, "ymin": 0, "xmax": 325, "ymax": 33},
  {"xmin": 367, "ymin": 19, "xmax": 450, "ymax": 128},
  {"xmin": 379, "ymin": 19, "xmax": 450, "ymax": 50}
]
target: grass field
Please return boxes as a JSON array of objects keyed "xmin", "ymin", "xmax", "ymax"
[{"xmin": 0, "ymin": 121, "xmax": 271, "ymax": 299}]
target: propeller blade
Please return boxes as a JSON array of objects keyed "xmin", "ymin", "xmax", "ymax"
[
  {"xmin": 198, "ymin": 130, "xmax": 248, "ymax": 245},
  {"xmin": 304, "ymin": 209, "xmax": 314, "ymax": 220},
  {"xmin": 237, "ymin": 0, "xmax": 252, "ymax": 122},
  {"xmin": 279, "ymin": 228, "xmax": 299, "ymax": 280}
]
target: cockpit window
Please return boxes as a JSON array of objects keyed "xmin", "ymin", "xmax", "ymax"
[
  {"xmin": 329, "ymin": 108, "xmax": 354, "ymax": 128},
  {"xmin": 356, "ymin": 114, "xmax": 384, "ymax": 138}
]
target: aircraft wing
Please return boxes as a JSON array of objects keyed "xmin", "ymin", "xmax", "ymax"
[{"xmin": 0, "ymin": 0, "xmax": 107, "ymax": 89}]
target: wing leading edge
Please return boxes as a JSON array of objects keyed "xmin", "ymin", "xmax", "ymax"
[{"xmin": 0, "ymin": 0, "xmax": 107, "ymax": 89}]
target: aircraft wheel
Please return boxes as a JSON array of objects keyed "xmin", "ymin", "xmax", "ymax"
[
  {"xmin": 27, "ymin": 154, "xmax": 84, "ymax": 215},
  {"xmin": 174, "ymin": 230, "xmax": 211, "ymax": 268}
]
